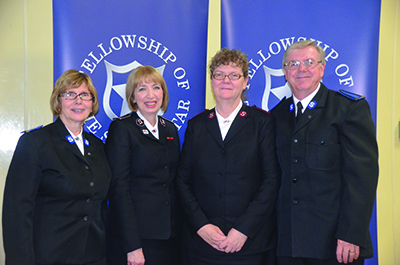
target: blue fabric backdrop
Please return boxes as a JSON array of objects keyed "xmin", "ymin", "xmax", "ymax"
[{"xmin": 53, "ymin": 0, "xmax": 209, "ymax": 142}]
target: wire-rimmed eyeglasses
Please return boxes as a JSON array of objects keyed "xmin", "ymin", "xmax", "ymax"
[{"xmin": 284, "ymin": 58, "xmax": 322, "ymax": 70}]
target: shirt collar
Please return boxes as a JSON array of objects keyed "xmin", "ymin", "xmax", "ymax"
[
  {"xmin": 137, "ymin": 110, "xmax": 159, "ymax": 139},
  {"xmin": 65, "ymin": 125, "xmax": 83, "ymax": 140},
  {"xmin": 293, "ymin": 83, "xmax": 320, "ymax": 113},
  {"xmin": 215, "ymin": 100, "xmax": 243, "ymax": 124}
]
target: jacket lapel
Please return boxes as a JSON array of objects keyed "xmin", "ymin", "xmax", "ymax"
[
  {"xmin": 158, "ymin": 117, "xmax": 168, "ymax": 144},
  {"xmin": 205, "ymin": 109, "xmax": 224, "ymax": 148},
  {"xmin": 294, "ymin": 83, "xmax": 328, "ymax": 133},
  {"xmin": 131, "ymin": 112, "xmax": 157, "ymax": 141},
  {"xmin": 223, "ymin": 105, "xmax": 250, "ymax": 144},
  {"xmin": 54, "ymin": 118, "xmax": 87, "ymax": 161},
  {"xmin": 132, "ymin": 112, "xmax": 168, "ymax": 143}
]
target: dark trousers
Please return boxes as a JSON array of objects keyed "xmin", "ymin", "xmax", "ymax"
[
  {"xmin": 182, "ymin": 247, "xmax": 277, "ymax": 265},
  {"xmin": 141, "ymin": 236, "xmax": 181, "ymax": 265},
  {"xmin": 106, "ymin": 236, "xmax": 181, "ymax": 265},
  {"xmin": 40, "ymin": 258, "xmax": 106, "ymax": 265},
  {"xmin": 278, "ymin": 257, "xmax": 365, "ymax": 265}
]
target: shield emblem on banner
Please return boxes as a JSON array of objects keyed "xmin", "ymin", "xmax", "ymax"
[
  {"xmin": 261, "ymin": 66, "xmax": 292, "ymax": 111},
  {"xmin": 103, "ymin": 60, "xmax": 166, "ymax": 119}
]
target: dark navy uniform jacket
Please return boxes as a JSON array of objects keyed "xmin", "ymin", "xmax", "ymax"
[
  {"xmin": 105, "ymin": 112, "xmax": 182, "ymax": 255},
  {"xmin": 176, "ymin": 104, "xmax": 281, "ymax": 258},
  {"xmin": 271, "ymin": 83, "xmax": 378, "ymax": 259},
  {"xmin": 2, "ymin": 117, "xmax": 111, "ymax": 264}
]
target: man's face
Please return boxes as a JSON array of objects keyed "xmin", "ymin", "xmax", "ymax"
[{"xmin": 283, "ymin": 46, "xmax": 325, "ymax": 100}]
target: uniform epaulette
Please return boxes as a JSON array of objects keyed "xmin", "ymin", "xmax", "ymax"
[
  {"xmin": 21, "ymin": 125, "xmax": 43, "ymax": 134},
  {"xmin": 158, "ymin": 116, "xmax": 175, "ymax": 127},
  {"xmin": 338, "ymin": 90, "xmax": 365, "ymax": 101},
  {"xmin": 190, "ymin": 109, "xmax": 209, "ymax": 120},
  {"xmin": 113, "ymin": 113, "xmax": 131, "ymax": 120},
  {"xmin": 158, "ymin": 116, "xmax": 174, "ymax": 125},
  {"xmin": 251, "ymin": 105, "xmax": 270, "ymax": 115}
]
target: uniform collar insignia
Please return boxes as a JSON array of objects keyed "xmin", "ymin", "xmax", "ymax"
[
  {"xmin": 136, "ymin": 118, "xmax": 144, "ymax": 127},
  {"xmin": 160, "ymin": 117, "xmax": 166, "ymax": 127},
  {"xmin": 208, "ymin": 112, "xmax": 215, "ymax": 119},
  {"xmin": 142, "ymin": 129, "xmax": 149, "ymax": 134},
  {"xmin": 239, "ymin": 110, "xmax": 247, "ymax": 117},
  {"xmin": 289, "ymin": 103, "xmax": 294, "ymax": 112},
  {"xmin": 307, "ymin": 100, "xmax": 317, "ymax": 110},
  {"xmin": 66, "ymin": 135, "xmax": 75, "ymax": 144},
  {"xmin": 84, "ymin": 138, "xmax": 90, "ymax": 147}
]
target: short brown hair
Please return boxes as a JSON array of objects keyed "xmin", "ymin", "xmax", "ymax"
[
  {"xmin": 209, "ymin": 48, "xmax": 249, "ymax": 79},
  {"xmin": 209, "ymin": 48, "xmax": 249, "ymax": 101},
  {"xmin": 125, "ymin": 65, "xmax": 169, "ymax": 112},
  {"xmin": 50, "ymin": 70, "xmax": 99, "ymax": 117}
]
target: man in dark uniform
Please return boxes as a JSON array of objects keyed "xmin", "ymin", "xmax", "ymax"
[{"xmin": 271, "ymin": 40, "xmax": 378, "ymax": 265}]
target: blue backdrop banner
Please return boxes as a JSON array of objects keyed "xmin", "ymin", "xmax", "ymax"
[
  {"xmin": 221, "ymin": 1, "xmax": 380, "ymax": 264},
  {"xmin": 53, "ymin": 0, "xmax": 209, "ymax": 142}
]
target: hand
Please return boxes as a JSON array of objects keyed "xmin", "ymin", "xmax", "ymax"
[
  {"xmin": 336, "ymin": 239, "xmax": 360, "ymax": 263},
  {"xmin": 219, "ymin": 228, "xmax": 248, "ymax": 253},
  {"xmin": 197, "ymin": 224, "xmax": 226, "ymax": 251},
  {"xmin": 127, "ymin": 248, "xmax": 145, "ymax": 265}
]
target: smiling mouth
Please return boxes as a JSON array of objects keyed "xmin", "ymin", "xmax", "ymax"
[
  {"xmin": 145, "ymin": 102, "xmax": 158, "ymax": 107},
  {"xmin": 72, "ymin": 109, "xmax": 85, "ymax": 113}
]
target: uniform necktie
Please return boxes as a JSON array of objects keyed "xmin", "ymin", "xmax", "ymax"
[{"xmin": 296, "ymin": 102, "xmax": 303, "ymax": 123}]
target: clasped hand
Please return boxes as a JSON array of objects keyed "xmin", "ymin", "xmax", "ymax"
[{"xmin": 197, "ymin": 224, "xmax": 248, "ymax": 253}]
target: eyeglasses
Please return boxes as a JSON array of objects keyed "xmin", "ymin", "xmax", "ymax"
[
  {"xmin": 284, "ymin": 59, "xmax": 322, "ymax": 70},
  {"xmin": 212, "ymin": 73, "xmax": 243, "ymax": 80},
  {"xmin": 60, "ymin": 92, "xmax": 94, "ymax": 101}
]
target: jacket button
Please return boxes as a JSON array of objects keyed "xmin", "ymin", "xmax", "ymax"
[
  {"xmin": 221, "ymin": 150, "xmax": 225, "ymax": 154},
  {"xmin": 320, "ymin": 141, "xmax": 325, "ymax": 145},
  {"xmin": 83, "ymin": 216, "xmax": 89, "ymax": 221},
  {"xmin": 86, "ymin": 198, "xmax": 91, "ymax": 203},
  {"xmin": 293, "ymin": 178, "xmax": 297, "ymax": 183},
  {"xmin": 293, "ymin": 139, "xmax": 298, "ymax": 143},
  {"xmin": 85, "ymin": 166, "xmax": 90, "ymax": 170},
  {"xmin": 293, "ymin": 159, "xmax": 298, "ymax": 163},
  {"xmin": 293, "ymin": 200, "xmax": 298, "ymax": 204},
  {"xmin": 164, "ymin": 166, "xmax": 169, "ymax": 170},
  {"xmin": 165, "ymin": 201, "xmax": 170, "ymax": 206},
  {"xmin": 89, "ymin": 182, "xmax": 94, "ymax": 187}
]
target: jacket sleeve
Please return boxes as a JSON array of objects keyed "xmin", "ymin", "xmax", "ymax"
[
  {"xmin": 335, "ymin": 99, "xmax": 379, "ymax": 248},
  {"xmin": 2, "ymin": 133, "xmax": 41, "ymax": 264},
  {"xmin": 105, "ymin": 120, "xmax": 141, "ymax": 253},
  {"xmin": 175, "ymin": 119, "xmax": 210, "ymax": 232}
]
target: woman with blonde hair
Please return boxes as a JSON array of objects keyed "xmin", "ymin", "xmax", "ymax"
[
  {"xmin": 3, "ymin": 69, "xmax": 111, "ymax": 265},
  {"xmin": 105, "ymin": 65, "xmax": 182, "ymax": 265}
]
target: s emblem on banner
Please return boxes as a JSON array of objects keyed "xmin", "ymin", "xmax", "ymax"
[{"xmin": 102, "ymin": 60, "xmax": 166, "ymax": 120}]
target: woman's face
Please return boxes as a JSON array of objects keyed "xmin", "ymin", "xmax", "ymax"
[
  {"xmin": 211, "ymin": 63, "xmax": 248, "ymax": 104},
  {"xmin": 133, "ymin": 79, "xmax": 163, "ymax": 119},
  {"xmin": 59, "ymin": 83, "xmax": 93, "ymax": 129}
]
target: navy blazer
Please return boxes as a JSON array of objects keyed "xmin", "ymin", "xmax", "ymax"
[
  {"xmin": 271, "ymin": 83, "xmax": 379, "ymax": 259},
  {"xmin": 2, "ymin": 117, "xmax": 111, "ymax": 264},
  {"xmin": 105, "ymin": 112, "xmax": 182, "ymax": 254},
  {"xmin": 176, "ymin": 104, "xmax": 281, "ymax": 257}
]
